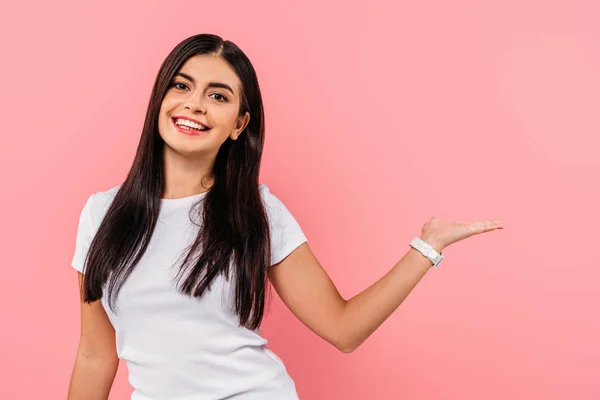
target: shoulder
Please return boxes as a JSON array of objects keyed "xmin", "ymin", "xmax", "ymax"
[
  {"xmin": 258, "ymin": 184, "xmax": 307, "ymax": 265},
  {"xmin": 92, "ymin": 183, "xmax": 121, "ymax": 204},
  {"xmin": 84, "ymin": 183, "xmax": 122, "ymax": 227},
  {"xmin": 258, "ymin": 183, "xmax": 302, "ymax": 225},
  {"xmin": 259, "ymin": 183, "xmax": 286, "ymax": 212},
  {"xmin": 259, "ymin": 183, "xmax": 274, "ymax": 202}
]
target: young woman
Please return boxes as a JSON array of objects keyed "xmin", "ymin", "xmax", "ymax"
[{"xmin": 67, "ymin": 33, "xmax": 503, "ymax": 400}]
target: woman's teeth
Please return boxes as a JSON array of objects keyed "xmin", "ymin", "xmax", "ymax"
[{"xmin": 174, "ymin": 118, "xmax": 208, "ymax": 131}]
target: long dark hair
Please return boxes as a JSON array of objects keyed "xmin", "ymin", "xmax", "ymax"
[{"xmin": 81, "ymin": 33, "xmax": 271, "ymax": 330}]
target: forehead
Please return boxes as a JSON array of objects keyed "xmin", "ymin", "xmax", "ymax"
[{"xmin": 178, "ymin": 54, "xmax": 241, "ymax": 92}]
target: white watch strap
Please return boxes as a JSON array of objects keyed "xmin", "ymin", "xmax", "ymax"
[{"xmin": 409, "ymin": 237, "xmax": 444, "ymax": 267}]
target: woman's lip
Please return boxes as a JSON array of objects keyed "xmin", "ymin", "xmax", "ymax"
[
  {"xmin": 171, "ymin": 116, "xmax": 209, "ymax": 129},
  {"xmin": 171, "ymin": 118, "xmax": 209, "ymax": 136}
]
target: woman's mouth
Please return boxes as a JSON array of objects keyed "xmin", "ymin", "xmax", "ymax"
[{"xmin": 171, "ymin": 117, "xmax": 211, "ymax": 136}]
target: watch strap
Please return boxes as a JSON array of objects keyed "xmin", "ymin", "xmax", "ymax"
[{"xmin": 409, "ymin": 237, "xmax": 444, "ymax": 267}]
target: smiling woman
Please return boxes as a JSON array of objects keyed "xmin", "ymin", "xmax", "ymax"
[
  {"xmin": 67, "ymin": 33, "xmax": 503, "ymax": 400},
  {"xmin": 67, "ymin": 33, "xmax": 294, "ymax": 400}
]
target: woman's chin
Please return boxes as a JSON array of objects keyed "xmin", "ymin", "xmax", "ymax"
[{"xmin": 164, "ymin": 140, "xmax": 211, "ymax": 158}]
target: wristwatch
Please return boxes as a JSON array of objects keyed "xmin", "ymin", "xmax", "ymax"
[{"xmin": 409, "ymin": 237, "xmax": 444, "ymax": 267}]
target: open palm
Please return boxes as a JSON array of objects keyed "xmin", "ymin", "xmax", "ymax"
[{"xmin": 421, "ymin": 217, "xmax": 504, "ymax": 252}]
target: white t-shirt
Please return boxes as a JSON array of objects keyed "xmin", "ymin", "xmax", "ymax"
[{"xmin": 72, "ymin": 183, "xmax": 307, "ymax": 400}]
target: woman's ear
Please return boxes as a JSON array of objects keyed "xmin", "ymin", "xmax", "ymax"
[{"xmin": 231, "ymin": 112, "xmax": 250, "ymax": 140}]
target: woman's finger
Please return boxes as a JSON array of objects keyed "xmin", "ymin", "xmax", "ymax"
[{"xmin": 470, "ymin": 220, "xmax": 503, "ymax": 234}]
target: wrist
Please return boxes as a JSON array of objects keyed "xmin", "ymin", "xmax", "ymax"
[{"xmin": 419, "ymin": 234, "xmax": 445, "ymax": 253}]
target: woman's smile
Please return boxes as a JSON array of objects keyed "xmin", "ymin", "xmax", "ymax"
[{"xmin": 171, "ymin": 116, "xmax": 211, "ymax": 136}]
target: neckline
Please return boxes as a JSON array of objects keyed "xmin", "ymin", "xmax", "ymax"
[{"xmin": 160, "ymin": 191, "xmax": 208, "ymax": 208}]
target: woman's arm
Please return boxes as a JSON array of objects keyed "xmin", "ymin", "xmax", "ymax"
[
  {"xmin": 268, "ymin": 217, "xmax": 503, "ymax": 353},
  {"xmin": 68, "ymin": 272, "xmax": 119, "ymax": 400},
  {"xmin": 268, "ymin": 242, "xmax": 432, "ymax": 353}
]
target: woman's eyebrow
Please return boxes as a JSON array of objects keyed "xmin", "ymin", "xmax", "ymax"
[{"xmin": 175, "ymin": 72, "xmax": 235, "ymax": 95}]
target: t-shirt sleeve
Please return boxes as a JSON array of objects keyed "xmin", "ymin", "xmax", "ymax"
[
  {"xmin": 262, "ymin": 188, "xmax": 308, "ymax": 266},
  {"xmin": 71, "ymin": 194, "xmax": 98, "ymax": 274}
]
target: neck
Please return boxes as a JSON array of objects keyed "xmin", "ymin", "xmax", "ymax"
[{"xmin": 161, "ymin": 146, "xmax": 215, "ymax": 199}]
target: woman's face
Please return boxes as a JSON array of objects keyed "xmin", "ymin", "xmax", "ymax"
[{"xmin": 158, "ymin": 54, "xmax": 250, "ymax": 157}]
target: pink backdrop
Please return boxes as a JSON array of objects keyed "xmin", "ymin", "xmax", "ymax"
[{"xmin": 1, "ymin": 0, "xmax": 599, "ymax": 399}]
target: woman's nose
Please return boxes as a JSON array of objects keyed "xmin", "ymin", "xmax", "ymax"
[{"xmin": 183, "ymin": 97, "xmax": 206, "ymax": 113}]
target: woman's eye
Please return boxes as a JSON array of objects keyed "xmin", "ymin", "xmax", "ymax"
[
  {"xmin": 173, "ymin": 82, "xmax": 188, "ymax": 90},
  {"xmin": 210, "ymin": 93, "xmax": 227, "ymax": 102}
]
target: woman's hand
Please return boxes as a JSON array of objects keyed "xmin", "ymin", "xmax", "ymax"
[{"xmin": 419, "ymin": 217, "xmax": 504, "ymax": 252}]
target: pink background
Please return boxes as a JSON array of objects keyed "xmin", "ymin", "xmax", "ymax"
[{"xmin": 1, "ymin": 0, "xmax": 599, "ymax": 399}]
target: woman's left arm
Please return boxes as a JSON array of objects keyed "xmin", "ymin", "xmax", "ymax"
[{"xmin": 268, "ymin": 217, "xmax": 503, "ymax": 353}]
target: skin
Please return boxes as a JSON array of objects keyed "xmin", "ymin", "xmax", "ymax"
[
  {"xmin": 68, "ymin": 54, "xmax": 504, "ymax": 399},
  {"xmin": 68, "ymin": 274, "xmax": 119, "ymax": 399},
  {"xmin": 157, "ymin": 54, "xmax": 250, "ymax": 199},
  {"xmin": 270, "ymin": 218, "xmax": 503, "ymax": 353}
]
